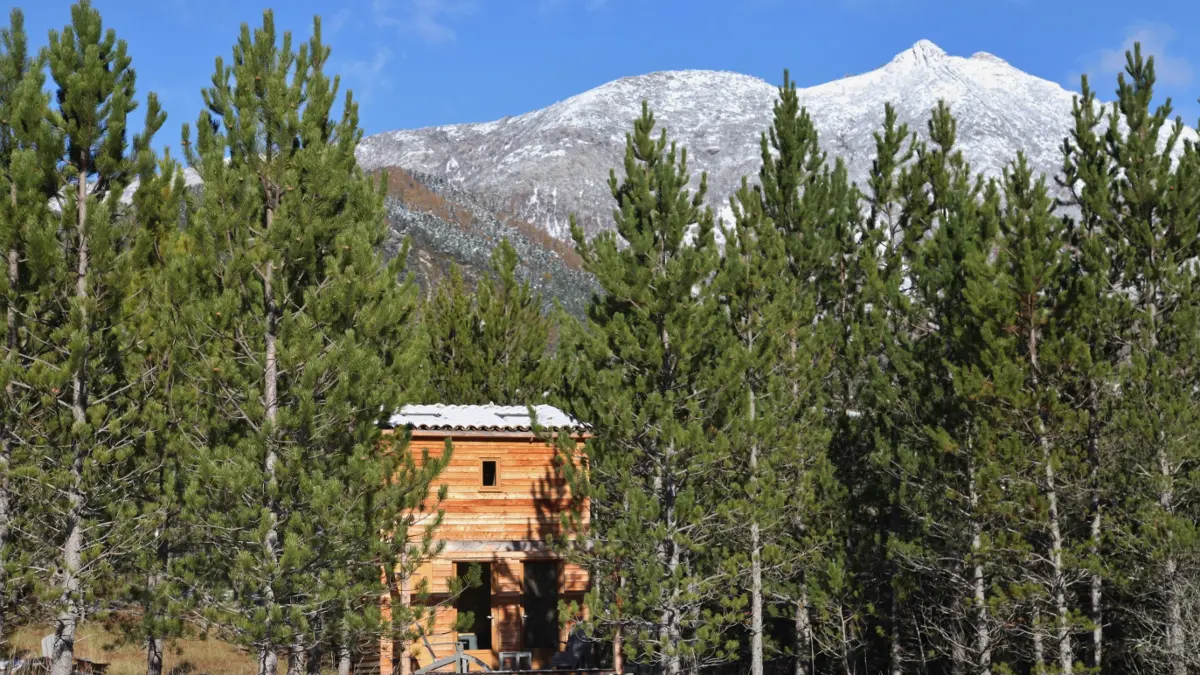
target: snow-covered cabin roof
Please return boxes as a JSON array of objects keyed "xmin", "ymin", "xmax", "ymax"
[{"xmin": 385, "ymin": 404, "xmax": 584, "ymax": 433}]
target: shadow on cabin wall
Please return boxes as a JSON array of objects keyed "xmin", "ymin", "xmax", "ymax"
[
  {"xmin": 465, "ymin": 458, "xmax": 582, "ymax": 661},
  {"xmin": 408, "ymin": 440, "xmax": 590, "ymax": 671}
]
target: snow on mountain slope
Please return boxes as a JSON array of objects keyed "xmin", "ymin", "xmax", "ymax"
[{"xmin": 356, "ymin": 39, "xmax": 1196, "ymax": 240}]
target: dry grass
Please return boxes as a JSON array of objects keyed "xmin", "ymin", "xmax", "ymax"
[{"xmin": 7, "ymin": 623, "xmax": 306, "ymax": 675}]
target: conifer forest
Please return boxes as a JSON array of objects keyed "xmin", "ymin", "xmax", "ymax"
[{"xmin": 1, "ymin": 2, "xmax": 1199, "ymax": 675}]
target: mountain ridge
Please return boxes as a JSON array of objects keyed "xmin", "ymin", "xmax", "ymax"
[{"xmin": 356, "ymin": 39, "xmax": 1196, "ymax": 241}]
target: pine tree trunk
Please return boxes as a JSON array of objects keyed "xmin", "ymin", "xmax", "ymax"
[
  {"xmin": 655, "ymin": 425, "xmax": 681, "ymax": 675},
  {"xmin": 750, "ymin": 520, "xmax": 764, "ymax": 675},
  {"xmin": 968, "ymin": 456, "xmax": 991, "ymax": 675},
  {"xmin": 286, "ymin": 642, "xmax": 306, "ymax": 675},
  {"xmin": 838, "ymin": 607, "xmax": 854, "ymax": 675},
  {"xmin": 146, "ymin": 563, "xmax": 166, "ymax": 675},
  {"xmin": 0, "ymin": 444, "xmax": 7, "ymax": 654},
  {"xmin": 1029, "ymin": 316, "xmax": 1071, "ymax": 675},
  {"xmin": 0, "ymin": 219, "xmax": 16, "ymax": 652},
  {"xmin": 338, "ymin": 641, "xmax": 352, "ymax": 675},
  {"xmin": 662, "ymin": 528, "xmax": 682, "ymax": 675},
  {"xmin": 1165, "ymin": 556, "xmax": 1183, "ymax": 675},
  {"xmin": 392, "ymin": 592, "xmax": 410, "ymax": 675},
  {"xmin": 1031, "ymin": 608, "xmax": 1044, "ymax": 675},
  {"xmin": 794, "ymin": 595, "xmax": 812, "ymax": 675},
  {"xmin": 384, "ymin": 555, "xmax": 412, "ymax": 675},
  {"xmin": 146, "ymin": 528, "xmax": 169, "ymax": 675},
  {"xmin": 147, "ymin": 634, "xmax": 165, "ymax": 675},
  {"xmin": 1043, "ymin": 446, "xmax": 1071, "ymax": 675},
  {"xmin": 306, "ymin": 643, "xmax": 323, "ymax": 675},
  {"xmin": 52, "ymin": 163, "xmax": 91, "ymax": 675},
  {"xmin": 656, "ymin": 316, "xmax": 682, "ymax": 675},
  {"xmin": 612, "ymin": 572, "xmax": 625, "ymax": 674},
  {"xmin": 887, "ymin": 468, "xmax": 903, "ymax": 675},
  {"xmin": 612, "ymin": 623, "xmax": 624, "ymax": 674},
  {"xmin": 787, "ymin": 327, "xmax": 814, "ymax": 675},
  {"xmin": 400, "ymin": 551, "xmax": 411, "ymax": 675},
  {"xmin": 748, "ymin": 386, "xmax": 764, "ymax": 675},
  {"xmin": 972, "ymin": 531, "xmax": 990, "ymax": 675},
  {"xmin": 950, "ymin": 627, "xmax": 966, "ymax": 675},
  {"xmin": 384, "ymin": 547, "xmax": 412, "ymax": 675},
  {"xmin": 260, "ymin": 202, "xmax": 282, "ymax": 675},
  {"xmin": 888, "ymin": 590, "xmax": 901, "ymax": 675},
  {"xmin": 1159, "ymin": 444, "xmax": 1184, "ymax": 675},
  {"xmin": 1087, "ymin": 412, "xmax": 1102, "ymax": 672},
  {"xmin": 260, "ymin": 648, "xmax": 278, "ymax": 675},
  {"xmin": 1142, "ymin": 299, "xmax": 1185, "ymax": 675}
]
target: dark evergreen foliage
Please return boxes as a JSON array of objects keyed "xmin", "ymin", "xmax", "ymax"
[{"xmin": 426, "ymin": 238, "xmax": 558, "ymax": 405}]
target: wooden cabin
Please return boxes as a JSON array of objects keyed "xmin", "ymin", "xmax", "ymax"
[{"xmin": 376, "ymin": 404, "xmax": 590, "ymax": 674}]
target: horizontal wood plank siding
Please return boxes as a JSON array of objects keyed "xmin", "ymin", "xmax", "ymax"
[{"xmin": 375, "ymin": 430, "xmax": 590, "ymax": 675}]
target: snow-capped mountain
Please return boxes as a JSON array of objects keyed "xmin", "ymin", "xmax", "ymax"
[{"xmin": 356, "ymin": 39, "xmax": 1194, "ymax": 241}]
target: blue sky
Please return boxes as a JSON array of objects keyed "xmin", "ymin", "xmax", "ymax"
[{"xmin": 6, "ymin": 0, "xmax": 1200, "ymax": 155}]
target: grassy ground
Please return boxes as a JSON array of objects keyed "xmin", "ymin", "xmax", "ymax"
[{"xmin": 8, "ymin": 623, "xmax": 291, "ymax": 675}]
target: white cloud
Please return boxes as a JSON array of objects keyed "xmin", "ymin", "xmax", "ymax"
[
  {"xmin": 341, "ymin": 46, "xmax": 395, "ymax": 103},
  {"xmin": 373, "ymin": 0, "xmax": 477, "ymax": 44},
  {"xmin": 327, "ymin": 8, "xmax": 353, "ymax": 35},
  {"xmin": 1084, "ymin": 23, "xmax": 1193, "ymax": 88}
]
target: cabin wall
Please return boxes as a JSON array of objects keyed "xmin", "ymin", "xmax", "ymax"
[
  {"xmin": 379, "ymin": 431, "xmax": 590, "ymax": 673},
  {"xmin": 402, "ymin": 435, "xmax": 587, "ymax": 542}
]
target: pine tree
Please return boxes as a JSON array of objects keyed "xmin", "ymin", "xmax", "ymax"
[
  {"xmin": 561, "ymin": 102, "xmax": 734, "ymax": 675},
  {"xmin": 372, "ymin": 437, "xmax": 455, "ymax": 675},
  {"xmin": 847, "ymin": 102, "xmax": 924, "ymax": 675},
  {"xmin": 735, "ymin": 70, "xmax": 878, "ymax": 675},
  {"xmin": 180, "ymin": 12, "xmax": 426, "ymax": 674},
  {"xmin": 893, "ymin": 101, "xmax": 1015, "ymax": 674},
  {"xmin": 709, "ymin": 168, "xmax": 839, "ymax": 675},
  {"xmin": 1093, "ymin": 47, "xmax": 1200, "ymax": 675},
  {"xmin": 426, "ymin": 238, "xmax": 557, "ymax": 405},
  {"xmin": 979, "ymin": 153, "xmax": 1087, "ymax": 674},
  {"xmin": 1056, "ymin": 72, "xmax": 1127, "ymax": 675},
  {"xmin": 0, "ymin": 7, "xmax": 60, "ymax": 650},
  {"xmin": 110, "ymin": 143, "xmax": 192, "ymax": 675},
  {"xmin": 710, "ymin": 177, "xmax": 782, "ymax": 675},
  {"xmin": 425, "ymin": 264, "xmax": 473, "ymax": 400},
  {"xmin": 751, "ymin": 72, "xmax": 833, "ymax": 675},
  {"xmin": 37, "ymin": 3, "xmax": 162, "ymax": 673},
  {"xmin": 800, "ymin": 160, "xmax": 869, "ymax": 675}
]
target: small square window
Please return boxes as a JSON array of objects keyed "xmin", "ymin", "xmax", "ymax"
[{"xmin": 482, "ymin": 460, "xmax": 498, "ymax": 487}]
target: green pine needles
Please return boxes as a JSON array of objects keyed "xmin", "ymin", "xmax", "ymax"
[
  {"xmin": 425, "ymin": 238, "xmax": 559, "ymax": 405},
  {"xmin": 177, "ymin": 11, "xmax": 427, "ymax": 675}
]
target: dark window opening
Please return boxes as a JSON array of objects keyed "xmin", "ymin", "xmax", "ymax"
[
  {"xmin": 454, "ymin": 562, "xmax": 492, "ymax": 650},
  {"xmin": 523, "ymin": 561, "xmax": 559, "ymax": 650},
  {"xmin": 482, "ymin": 460, "xmax": 498, "ymax": 487}
]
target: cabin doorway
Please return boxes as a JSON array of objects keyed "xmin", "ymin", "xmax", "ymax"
[
  {"xmin": 522, "ymin": 561, "xmax": 559, "ymax": 649},
  {"xmin": 455, "ymin": 562, "xmax": 492, "ymax": 650}
]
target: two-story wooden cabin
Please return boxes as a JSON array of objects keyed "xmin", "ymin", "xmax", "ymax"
[{"xmin": 377, "ymin": 405, "xmax": 589, "ymax": 674}]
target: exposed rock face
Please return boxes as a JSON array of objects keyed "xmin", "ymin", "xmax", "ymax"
[
  {"xmin": 356, "ymin": 39, "xmax": 1195, "ymax": 241},
  {"xmin": 375, "ymin": 168, "xmax": 597, "ymax": 317}
]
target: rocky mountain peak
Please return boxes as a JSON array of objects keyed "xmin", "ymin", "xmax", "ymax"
[
  {"xmin": 891, "ymin": 39, "xmax": 948, "ymax": 66},
  {"xmin": 358, "ymin": 42, "xmax": 1195, "ymax": 243},
  {"xmin": 970, "ymin": 51, "xmax": 1009, "ymax": 65}
]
